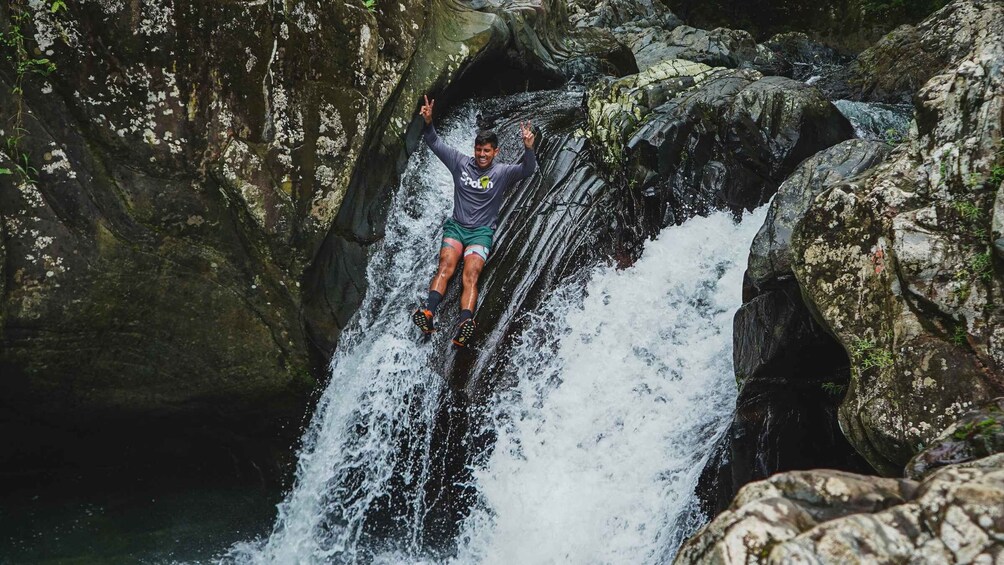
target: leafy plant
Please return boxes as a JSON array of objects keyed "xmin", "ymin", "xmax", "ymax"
[
  {"xmin": 970, "ymin": 251, "xmax": 994, "ymax": 282},
  {"xmin": 1, "ymin": 0, "xmax": 59, "ymax": 184},
  {"xmin": 883, "ymin": 128, "xmax": 904, "ymax": 146},
  {"xmin": 952, "ymin": 417, "xmax": 1001, "ymax": 441},
  {"xmin": 950, "ymin": 323, "xmax": 968, "ymax": 346},
  {"xmin": 992, "ymin": 165, "xmax": 1004, "ymax": 186},
  {"xmin": 954, "ymin": 201, "xmax": 983, "ymax": 223},
  {"xmin": 821, "ymin": 381, "xmax": 847, "ymax": 397},
  {"xmin": 850, "ymin": 338, "xmax": 895, "ymax": 370},
  {"xmin": 362, "ymin": 0, "xmax": 376, "ymax": 12}
]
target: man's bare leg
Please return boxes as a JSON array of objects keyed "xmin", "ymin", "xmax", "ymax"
[
  {"xmin": 413, "ymin": 240, "xmax": 461, "ymax": 333},
  {"xmin": 453, "ymin": 248, "xmax": 485, "ymax": 347},
  {"xmin": 460, "ymin": 254, "xmax": 485, "ymax": 313},
  {"xmin": 431, "ymin": 240, "xmax": 462, "ymax": 296}
]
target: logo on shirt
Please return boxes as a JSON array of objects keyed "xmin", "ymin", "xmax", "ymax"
[{"xmin": 461, "ymin": 171, "xmax": 494, "ymax": 191}]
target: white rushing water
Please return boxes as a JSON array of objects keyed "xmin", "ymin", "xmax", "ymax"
[
  {"xmin": 452, "ymin": 208, "xmax": 766, "ymax": 565},
  {"xmin": 226, "ymin": 99, "xmax": 767, "ymax": 564},
  {"xmin": 226, "ymin": 110, "xmax": 475, "ymax": 564}
]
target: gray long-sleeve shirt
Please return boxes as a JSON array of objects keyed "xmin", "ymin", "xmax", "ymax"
[{"xmin": 424, "ymin": 124, "xmax": 537, "ymax": 229}]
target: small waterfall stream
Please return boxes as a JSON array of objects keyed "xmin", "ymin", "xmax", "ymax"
[{"xmin": 226, "ymin": 90, "xmax": 769, "ymax": 564}]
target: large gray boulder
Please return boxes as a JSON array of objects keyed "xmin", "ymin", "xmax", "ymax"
[
  {"xmin": 748, "ymin": 139, "xmax": 891, "ymax": 289},
  {"xmin": 676, "ymin": 453, "xmax": 1004, "ymax": 564},
  {"xmin": 790, "ymin": 0, "xmax": 1004, "ymax": 474},
  {"xmin": 816, "ymin": 1, "xmax": 997, "ymax": 104}
]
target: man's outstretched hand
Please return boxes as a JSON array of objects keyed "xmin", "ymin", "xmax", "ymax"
[
  {"xmin": 520, "ymin": 121, "xmax": 535, "ymax": 149},
  {"xmin": 420, "ymin": 94, "xmax": 434, "ymax": 125}
]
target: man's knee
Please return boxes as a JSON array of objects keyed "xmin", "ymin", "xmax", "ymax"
[
  {"xmin": 437, "ymin": 260, "xmax": 457, "ymax": 279},
  {"xmin": 461, "ymin": 262, "xmax": 483, "ymax": 287}
]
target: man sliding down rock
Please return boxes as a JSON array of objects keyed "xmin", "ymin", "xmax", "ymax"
[{"xmin": 412, "ymin": 94, "xmax": 537, "ymax": 347}]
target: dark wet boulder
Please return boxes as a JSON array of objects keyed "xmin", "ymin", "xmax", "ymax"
[
  {"xmin": 698, "ymin": 140, "xmax": 889, "ymax": 516},
  {"xmin": 568, "ymin": 0, "xmax": 683, "ymax": 29},
  {"xmin": 905, "ymin": 397, "xmax": 1004, "ymax": 480},
  {"xmin": 616, "ymin": 25, "xmax": 760, "ymax": 71},
  {"xmin": 586, "ymin": 61, "xmax": 853, "ymax": 244},
  {"xmin": 753, "ymin": 32, "xmax": 852, "ymax": 82},
  {"xmin": 664, "ymin": 0, "xmax": 949, "ymax": 53}
]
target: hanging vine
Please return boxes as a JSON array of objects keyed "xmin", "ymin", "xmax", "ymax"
[{"xmin": 0, "ymin": 0, "xmax": 61, "ymax": 182}]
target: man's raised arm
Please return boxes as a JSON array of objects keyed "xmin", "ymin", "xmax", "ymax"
[
  {"xmin": 516, "ymin": 120, "xmax": 537, "ymax": 180},
  {"xmin": 420, "ymin": 94, "xmax": 465, "ymax": 171}
]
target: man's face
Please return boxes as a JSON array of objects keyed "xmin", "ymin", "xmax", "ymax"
[{"xmin": 474, "ymin": 143, "xmax": 499, "ymax": 169}]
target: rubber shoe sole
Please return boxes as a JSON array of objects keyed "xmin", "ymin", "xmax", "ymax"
[
  {"xmin": 452, "ymin": 319, "xmax": 476, "ymax": 347},
  {"xmin": 412, "ymin": 308, "xmax": 435, "ymax": 334}
]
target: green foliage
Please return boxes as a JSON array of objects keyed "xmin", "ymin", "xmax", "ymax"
[
  {"xmin": 850, "ymin": 338, "xmax": 895, "ymax": 370},
  {"xmin": 362, "ymin": 0, "xmax": 376, "ymax": 12},
  {"xmin": 970, "ymin": 251, "xmax": 994, "ymax": 282},
  {"xmin": 954, "ymin": 201, "xmax": 982, "ymax": 223},
  {"xmin": 821, "ymin": 381, "xmax": 847, "ymax": 397},
  {"xmin": 950, "ymin": 323, "xmax": 968, "ymax": 346},
  {"xmin": 861, "ymin": 0, "xmax": 950, "ymax": 19},
  {"xmin": 992, "ymin": 165, "xmax": 1004, "ymax": 186},
  {"xmin": 952, "ymin": 417, "xmax": 1001, "ymax": 441},
  {"xmin": 883, "ymin": 128, "xmax": 904, "ymax": 146},
  {"xmin": 1, "ymin": 0, "xmax": 59, "ymax": 184}
]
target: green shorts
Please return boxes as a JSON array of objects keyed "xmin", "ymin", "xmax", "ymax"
[{"xmin": 442, "ymin": 218, "xmax": 494, "ymax": 260}]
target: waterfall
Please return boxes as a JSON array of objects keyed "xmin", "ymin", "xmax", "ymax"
[
  {"xmin": 452, "ymin": 209, "xmax": 766, "ymax": 565},
  {"xmin": 227, "ymin": 108, "xmax": 477, "ymax": 564},
  {"xmin": 226, "ymin": 94, "xmax": 768, "ymax": 563}
]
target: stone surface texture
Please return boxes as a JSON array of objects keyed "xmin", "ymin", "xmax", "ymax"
[
  {"xmin": 789, "ymin": 0, "xmax": 1004, "ymax": 475},
  {"xmin": 0, "ymin": 0, "xmax": 630, "ymax": 456},
  {"xmin": 676, "ymin": 453, "xmax": 1004, "ymax": 565},
  {"xmin": 585, "ymin": 59, "xmax": 853, "ymax": 247}
]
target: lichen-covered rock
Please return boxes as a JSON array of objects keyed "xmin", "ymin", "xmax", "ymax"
[
  {"xmin": 816, "ymin": 1, "xmax": 997, "ymax": 104},
  {"xmin": 790, "ymin": 0, "xmax": 1004, "ymax": 474},
  {"xmin": 0, "ymin": 0, "xmax": 632, "ymax": 467},
  {"xmin": 905, "ymin": 397, "xmax": 1004, "ymax": 480},
  {"xmin": 676, "ymin": 453, "xmax": 1004, "ymax": 565},
  {"xmin": 586, "ymin": 61, "xmax": 853, "ymax": 243},
  {"xmin": 748, "ymin": 139, "xmax": 890, "ymax": 289},
  {"xmin": 698, "ymin": 140, "xmax": 889, "ymax": 517}
]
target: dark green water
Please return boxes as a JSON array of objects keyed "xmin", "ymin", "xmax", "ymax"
[{"xmin": 0, "ymin": 473, "xmax": 280, "ymax": 564}]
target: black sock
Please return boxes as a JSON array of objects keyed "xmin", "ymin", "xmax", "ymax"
[
  {"xmin": 426, "ymin": 290, "xmax": 443, "ymax": 314},
  {"xmin": 459, "ymin": 309, "xmax": 474, "ymax": 322}
]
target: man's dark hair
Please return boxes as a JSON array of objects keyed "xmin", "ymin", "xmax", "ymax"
[{"xmin": 474, "ymin": 130, "xmax": 498, "ymax": 148}]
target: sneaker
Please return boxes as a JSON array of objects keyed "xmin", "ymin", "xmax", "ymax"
[
  {"xmin": 412, "ymin": 308, "xmax": 435, "ymax": 334},
  {"xmin": 452, "ymin": 318, "xmax": 476, "ymax": 347}
]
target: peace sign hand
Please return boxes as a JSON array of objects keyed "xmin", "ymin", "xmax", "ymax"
[
  {"xmin": 420, "ymin": 94, "xmax": 434, "ymax": 125},
  {"xmin": 520, "ymin": 120, "xmax": 535, "ymax": 149}
]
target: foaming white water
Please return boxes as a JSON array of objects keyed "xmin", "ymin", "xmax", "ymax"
[
  {"xmin": 226, "ymin": 111, "xmax": 478, "ymax": 564},
  {"xmin": 453, "ymin": 208, "xmax": 767, "ymax": 565}
]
